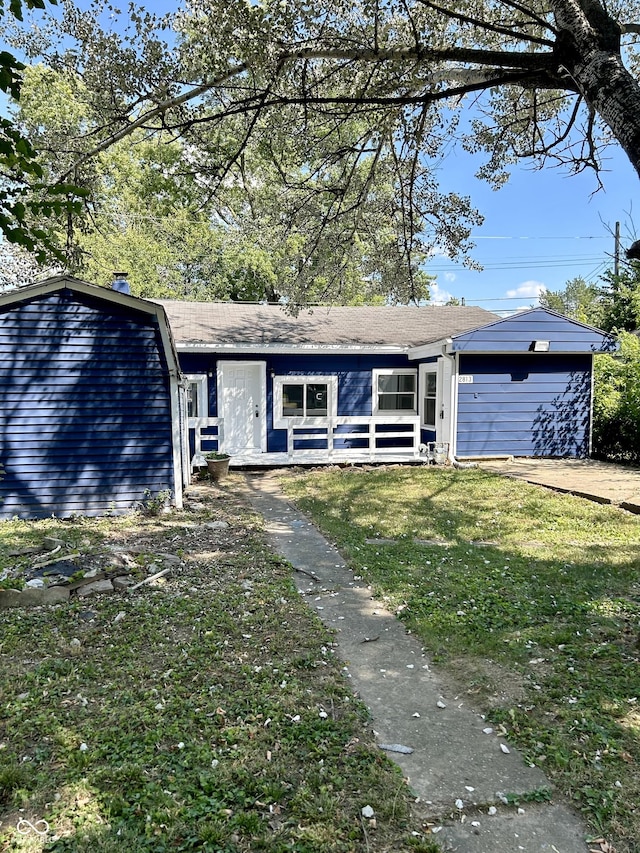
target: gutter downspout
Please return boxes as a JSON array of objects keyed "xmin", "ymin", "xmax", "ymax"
[{"xmin": 442, "ymin": 341, "xmax": 478, "ymax": 470}]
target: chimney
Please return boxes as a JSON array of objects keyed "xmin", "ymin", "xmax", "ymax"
[{"xmin": 111, "ymin": 271, "xmax": 131, "ymax": 294}]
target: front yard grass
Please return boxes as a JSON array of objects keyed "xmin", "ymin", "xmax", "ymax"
[
  {"xmin": 0, "ymin": 481, "xmax": 434, "ymax": 853},
  {"xmin": 284, "ymin": 465, "xmax": 640, "ymax": 853}
]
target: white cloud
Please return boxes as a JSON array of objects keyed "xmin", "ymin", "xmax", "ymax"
[
  {"xmin": 429, "ymin": 282, "xmax": 455, "ymax": 304},
  {"xmin": 443, "ymin": 272, "xmax": 456, "ymax": 283},
  {"xmin": 505, "ymin": 280, "xmax": 547, "ymax": 302}
]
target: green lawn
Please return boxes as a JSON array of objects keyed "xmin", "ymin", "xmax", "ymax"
[
  {"xmin": 284, "ymin": 465, "xmax": 640, "ymax": 853},
  {"xmin": 0, "ymin": 481, "xmax": 435, "ymax": 853}
]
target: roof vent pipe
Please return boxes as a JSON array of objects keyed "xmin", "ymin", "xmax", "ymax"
[{"xmin": 111, "ymin": 271, "xmax": 131, "ymax": 295}]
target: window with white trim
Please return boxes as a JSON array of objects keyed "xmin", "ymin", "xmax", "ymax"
[
  {"xmin": 273, "ymin": 375, "xmax": 337, "ymax": 428},
  {"xmin": 185, "ymin": 374, "xmax": 208, "ymax": 421},
  {"xmin": 372, "ymin": 369, "xmax": 417, "ymax": 414},
  {"xmin": 422, "ymin": 370, "xmax": 437, "ymax": 428}
]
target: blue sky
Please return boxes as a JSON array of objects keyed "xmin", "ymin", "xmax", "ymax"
[{"xmin": 427, "ymin": 143, "xmax": 638, "ymax": 313}]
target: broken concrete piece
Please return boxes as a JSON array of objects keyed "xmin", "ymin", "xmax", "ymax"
[
  {"xmin": 379, "ymin": 743, "xmax": 414, "ymax": 754},
  {"xmin": 112, "ymin": 575, "xmax": 135, "ymax": 591},
  {"xmin": 0, "ymin": 586, "xmax": 70, "ymax": 609},
  {"xmin": 8, "ymin": 546, "xmax": 40, "ymax": 557},
  {"xmin": 76, "ymin": 579, "xmax": 114, "ymax": 598}
]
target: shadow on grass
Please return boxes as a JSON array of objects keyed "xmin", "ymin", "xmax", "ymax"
[{"xmin": 284, "ymin": 465, "xmax": 640, "ymax": 850}]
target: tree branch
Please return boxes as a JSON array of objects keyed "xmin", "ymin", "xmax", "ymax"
[
  {"xmin": 498, "ymin": 0, "xmax": 558, "ymax": 35},
  {"xmin": 414, "ymin": 0, "xmax": 556, "ymax": 46}
]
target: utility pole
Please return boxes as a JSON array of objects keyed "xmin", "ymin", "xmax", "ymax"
[{"xmin": 615, "ymin": 221, "xmax": 620, "ymax": 276}]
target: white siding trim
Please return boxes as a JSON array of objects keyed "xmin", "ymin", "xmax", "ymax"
[
  {"xmin": 169, "ymin": 370, "xmax": 184, "ymax": 508},
  {"xmin": 449, "ymin": 353, "xmax": 459, "ymax": 457}
]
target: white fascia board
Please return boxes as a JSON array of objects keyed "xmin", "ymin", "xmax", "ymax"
[
  {"xmin": 174, "ymin": 343, "xmax": 408, "ymax": 355},
  {"xmin": 408, "ymin": 338, "xmax": 452, "ymax": 360},
  {"xmin": 448, "ymin": 346, "xmax": 604, "ymax": 355},
  {"xmin": 411, "ymin": 340, "xmax": 607, "ymax": 358},
  {"xmin": 2, "ymin": 277, "xmax": 169, "ymax": 327}
]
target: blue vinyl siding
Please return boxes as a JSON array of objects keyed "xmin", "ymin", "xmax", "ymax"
[
  {"xmin": 455, "ymin": 354, "xmax": 592, "ymax": 458},
  {"xmin": 451, "ymin": 308, "xmax": 616, "ymax": 354},
  {"xmin": 0, "ymin": 289, "xmax": 174, "ymax": 519}
]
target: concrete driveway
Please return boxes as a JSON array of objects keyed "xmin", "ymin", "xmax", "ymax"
[{"xmin": 478, "ymin": 457, "xmax": 640, "ymax": 513}]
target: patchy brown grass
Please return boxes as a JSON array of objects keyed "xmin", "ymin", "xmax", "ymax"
[{"xmin": 0, "ymin": 477, "xmax": 437, "ymax": 853}]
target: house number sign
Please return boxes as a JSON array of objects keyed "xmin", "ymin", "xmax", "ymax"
[{"xmin": 458, "ymin": 375, "xmax": 474, "ymax": 384}]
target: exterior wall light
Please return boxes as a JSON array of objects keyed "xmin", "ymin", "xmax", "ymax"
[{"xmin": 531, "ymin": 340, "xmax": 550, "ymax": 352}]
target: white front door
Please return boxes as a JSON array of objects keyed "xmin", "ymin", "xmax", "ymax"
[{"xmin": 218, "ymin": 361, "xmax": 266, "ymax": 454}]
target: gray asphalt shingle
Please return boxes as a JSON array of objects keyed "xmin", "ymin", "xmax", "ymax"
[{"xmin": 156, "ymin": 301, "xmax": 498, "ymax": 348}]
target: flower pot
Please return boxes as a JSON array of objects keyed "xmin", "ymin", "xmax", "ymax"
[{"xmin": 206, "ymin": 457, "xmax": 230, "ymax": 481}]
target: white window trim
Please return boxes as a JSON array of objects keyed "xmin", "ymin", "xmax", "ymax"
[
  {"xmin": 273, "ymin": 375, "xmax": 338, "ymax": 429},
  {"xmin": 421, "ymin": 368, "xmax": 438, "ymax": 429},
  {"xmin": 185, "ymin": 374, "xmax": 208, "ymax": 424},
  {"xmin": 372, "ymin": 368, "xmax": 417, "ymax": 416}
]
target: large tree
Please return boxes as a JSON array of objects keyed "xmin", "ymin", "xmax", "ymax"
[
  {"xmin": 5, "ymin": 0, "xmax": 640, "ymax": 302},
  {"xmin": 0, "ymin": 0, "xmax": 86, "ymax": 259},
  {"xmin": 13, "ymin": 63, "xmax": 434, "ymax": 302},
  {"xmin": 539, "ymin": 275, "xmax": 604, "ymax": 324}
]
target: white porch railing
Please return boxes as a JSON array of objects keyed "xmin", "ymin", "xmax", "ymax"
[
  {"xmin": 190, "ymin": 415, "xmax": 420, "ymax": 466},
  {"xmin": 190, "ymin": 417, "xmax": 224, "ymax": 466},
  {"xmin": 285, "ymin": 415, "xmax": 420, "ymax": 459}
]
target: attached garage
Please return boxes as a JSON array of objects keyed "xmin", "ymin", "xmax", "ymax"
[{"xmin": 425, "ymin": 308, "xmax": 617, "ymax": 460}]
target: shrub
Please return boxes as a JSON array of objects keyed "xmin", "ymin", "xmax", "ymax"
[{"xmin": 592, "ymin": 331, "xmax": 640, "ymax": 463}]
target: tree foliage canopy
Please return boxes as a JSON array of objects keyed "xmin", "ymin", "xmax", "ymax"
[
  {"xmin": 0, "ymin": 0, "xmax": 88, "ymax": 260},
  {"xmin": 539, "ymin": 275, "xmax": 604, "ymax": 325},
  {"xmin": 4, "ymin": 0, "xmax": 640, "ymax": 302},
  {"xmin": 547, "ymin": 264, "xmax": 640, "ymax": 463}
]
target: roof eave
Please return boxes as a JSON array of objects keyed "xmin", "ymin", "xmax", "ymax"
[
  {"xmin": 408, "ymin": 338, "xmax": 452, "ymax": 360},
  {"xmin": 174, "ymin": 342, "xmax": 410, "ymax": 355}
]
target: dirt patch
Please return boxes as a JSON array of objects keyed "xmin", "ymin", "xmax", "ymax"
[{"xmin": 442, "ymin": 655, "xmax": 531, "ymax": 711}]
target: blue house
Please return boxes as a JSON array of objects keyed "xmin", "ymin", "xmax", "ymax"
[
  {"xmin": 157, "ymin": 299, "xmax": 616, "ymax": 467},
  {"xmin": 0, "ymin": 277, "xmax": 186, "ymax": 519},
  {"xmin": 0, "ymin": 276, "xmax": 616, "ymax": 519}
]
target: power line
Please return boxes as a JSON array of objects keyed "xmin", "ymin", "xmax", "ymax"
[{"xmin": 429, "ymin": 256, "xmax": 609, "ymax": 272}]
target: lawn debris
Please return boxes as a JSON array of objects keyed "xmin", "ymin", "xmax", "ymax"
[
  {"xmin": 588, "ymin": 840, "xmax": 617, "ymax": 853},
  {"xmin": 128, "ymin": 567, "xmax": 172, "ymax": 591},
  {"xmin": 379, "ymin": 743, "xmax": 414, "ymax": 754},
  {"xmin": 294, "ymin": 566, "xmax": 320, "ymax": 582}
]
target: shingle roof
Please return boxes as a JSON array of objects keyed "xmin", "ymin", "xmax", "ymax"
[{"xmin": 155, "ymin": 301, "xmax": 498, "ymax": 349}]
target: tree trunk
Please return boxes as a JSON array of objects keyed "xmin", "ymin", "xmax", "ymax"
[{"xmin": 551, "ymin": 0, "xmax": 640, "ymax": 179}]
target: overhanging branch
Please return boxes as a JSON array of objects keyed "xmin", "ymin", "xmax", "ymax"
[{"xmin": 58, "ymin": 44, "xmax": 566, "ymax": 182}]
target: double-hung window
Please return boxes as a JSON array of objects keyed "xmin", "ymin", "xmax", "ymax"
[
  {"xmin": 273, "ymin": 376, "xmax": 337, "ymax": 428},
  {"xmin": 373, "ymin": 369, "xmax": 417, "ymax": 414},
  {"xmin": 422, "ymin": 371, "xmax": 437, "ymax": 428}
]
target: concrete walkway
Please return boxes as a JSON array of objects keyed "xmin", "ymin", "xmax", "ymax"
[
  {"xmin": 240, "ymin": 471, "xmax": 593, "ymax": 853},
  {"xmin": 479, "ymin": 457, "xmax": 640, "ymax": 512}
]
